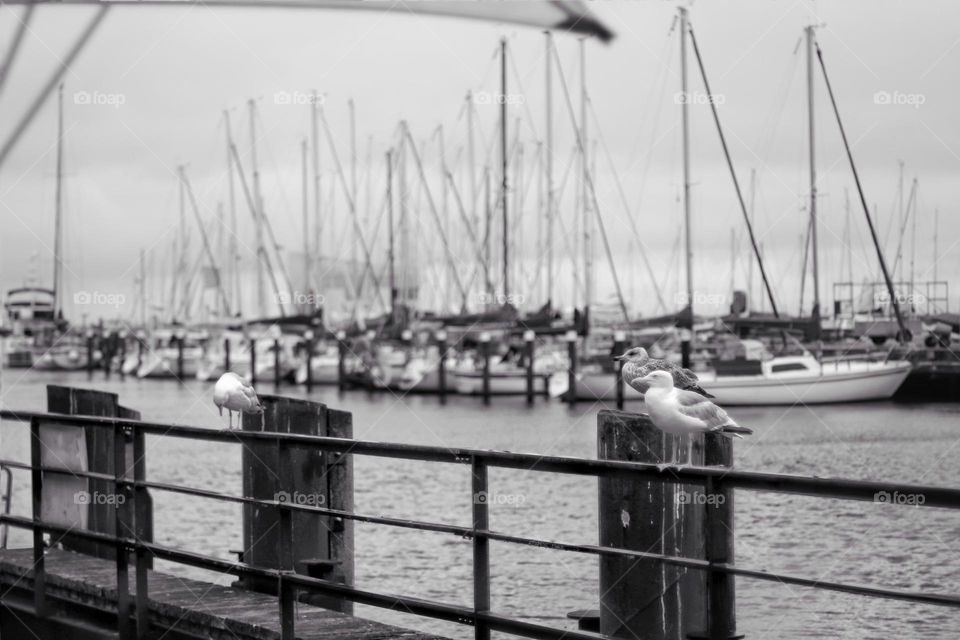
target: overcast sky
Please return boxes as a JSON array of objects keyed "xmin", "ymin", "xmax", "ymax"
[{"xmin": 1, "ymin": 0, "xmax": 958, "ymax": 322}]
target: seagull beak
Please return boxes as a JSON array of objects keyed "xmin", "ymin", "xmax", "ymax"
[{"xmin": 612, "ymin": 355, "xmax": 622, "ymax": 361}]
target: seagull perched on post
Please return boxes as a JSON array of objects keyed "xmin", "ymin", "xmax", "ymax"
[
  {"xmin": 639, "ymin": 370, "xmax": 752, "ymax": 469},
  {"xmin": 615, "ymin": 346, "xmax": 714, "ymax": 398},
  {"xmin": 213, "ymin": 372, "xmax": 264, "ymax": 429}
]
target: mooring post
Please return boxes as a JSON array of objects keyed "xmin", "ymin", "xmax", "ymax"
[
  {"xmin": 136, "ymin": 331, "xmax": 145, "ymax": 371},
  {"xmin": 524, "ymin": 330, "xmax": 536, "ymax": 405},
  {"xmin": 86, "ymin": 330, "xmax": 95, "ymax": 378},
  {"xmin": 304, "ymin": 330, "xmax": 314, "ymax": 391},
  {"xmin": 613, "ymin": 330, "xmax": 626, "ymax": 410},
  {"xmin": 113, "ymin": 422, "xmax": 131, "ymax": 638},
  {"xmin": 175, "ymin": 330, "xmax": 185, "ymax": 381},
  {"xmin": 436, "ymin": 329, "xmax": 448, "ymax": 404},
  {"xmin": 274, "ymin": 339, "xmax": 282, "ymax": 388},
  {"xmin": 336, "ymin": 330, "xmax": 347, "ymax": 391},
  {"xmin": 249, "ymin": 335, "xmax": 257, "ymax": 385},
  {"xmin": 224, "ymin": 336, "xmax": 231, "ymax": 372},
  {"xmin": 597, "ymin": 409, "xmax": 712, "ymax": 640},
  {"xmin": 241, "ymin": 395, "xmax": 354, "ymax": 613},
  {"xmin": 565, "ymin": 330, "xmax": 578, "ymax": 405},
  {"xmin": 117, "ymin": 331, "xmax": 127, "ymax": 379},
  {"xmin": 29, "ymin": 417, "xmax": 47, "ymax": 617},
  {"xmin": 480, "ymin": 332, "xmax": 491, "ymax": 405}
]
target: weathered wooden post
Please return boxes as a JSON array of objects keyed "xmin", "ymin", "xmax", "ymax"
[
  {"xmin": 249, "ymin": 334, "xmax": 257, "ymax": 385},
  {"xmin": 117, "ymin": 331, "xmax": 127, "ymax": 379},
  {"xmin": 136, "ymin": 330, "xmax": 145, "ymax": 371},
  {"xmin": 274, "ymin": 339, "xmax": 282, "ymax": 388},
  {"xmin": 224, "ymin": 335, "xmax": 231, "ymax": 372},
  {"xmin": 86, "ymin": 330, "xmax": 95, "ymax": 378},
  {"xmin": 304, "ymin": 330, "xmax": 314, "ymax": 391},
  {"xmin": 613, "ymin": 330, "xmax": 626, "ymax": 410},
  {"xmin": 436, "ymin": 329, "xmax": 448, "ymax": 404},
  {"xmin": 480, "ymin": 331, "xmax": 491, "ymax": 405},
  {"xmin": 565, "ymin": 330, "xmax": 578, "ymax": 405},
  {"xmin": 524, "ymin": 330, "xmax": 536, "ymax": 405},
  {"xmin": 597, "ymin": 409, "xmax": 737, "ymax": 640},
  {"xmin": 175, "ymin": 329, "xmax": 185, "ymax": 381},
  {"xmin": 240, "ymin": 395, "xmax": 354, "ymax": 614}
]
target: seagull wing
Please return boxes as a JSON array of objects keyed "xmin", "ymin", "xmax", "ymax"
[
  {"xmin": 239, "ymin": 383, "xmax": 263, "ymax": 412},
  {"xmin": 675, "ymin": 390, "xmax": 736, "ymax": 429}
]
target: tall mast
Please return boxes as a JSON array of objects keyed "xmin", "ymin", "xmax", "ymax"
[
  {"xmin": 933, "ymin": 207, "xmax": 939, "ymax": 283},
  {"xmin": 748, "ymin": 167, "xmax": 756, "ymax": 311},
  {"xmin": 580, "ymin": 37, "xmax": 592, "ymax": 316},
  {"xmin": 545, "ymin": 31, "xmax": 555, "ymax": 307},
  {"xmin": 248, "ymin": 98, "xmax": 266, "ymax": 316},
  {"xmin": 897, "ymin": 159, "xmax": 904, "ymax": 282},
  {"xmin": 387, "ymin": 149, "xmax": 397, "ymax": 322},
  {"xmin": 680, "ymin": 7, "xmax": 694, "ymax": 360},
  {"xmin": 224, "ymin": 109, "xmax": 240, "ymax": 316},
  {"xmin": 311, "ymin": 91, "xmax": 321, "ymax": 289},
  {"xmin": 301, "ymin": 137, "xmax": 309, "ymax": 305},
  {"xmin": 349, "ymin": 98, "xmax": 358, "ymax": 292},
  {"xmin": 139, "ymin": 249, "xmax": 146, "ymax": 327},
  {"xmin": 500, "ymin": 37, "xmax": 509, "ymax": 301},
  {"xmin": 52, "ymin": 83, "xmax": 64, "ymax": 320},
  {"xmin": 806, "ymin": 25, "xmax": 821, "ymax": 326},
  {"xmin": 467, "ymin": 91, "xmax": 478, "ymax": 237}
]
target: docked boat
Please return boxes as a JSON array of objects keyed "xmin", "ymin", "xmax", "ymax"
[
  {"xmin": 293, "ymin": 343, "xmax": 341, "ymax": 385},
  {"xmin": 452, "ymin": 350, "xmax": 564, "ymax": 396},
  {"xmin": 697, "ymin": 342, "xmax": 911, "ymax": 405},
  {"xmin": 136, "ymin": 329, "xmax": 206, "ymax": 379},
  {"xmin": 2, "ymin": 287, "xmax": 58, "ymax": 368}
]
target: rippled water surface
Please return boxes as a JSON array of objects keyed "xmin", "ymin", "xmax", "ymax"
[{"xmin": 2, "ymin": 370, "xmax": 959, "ymax": 639}]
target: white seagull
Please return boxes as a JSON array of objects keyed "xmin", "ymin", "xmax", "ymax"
[
  {"xmin": 213, "ymin": 372, "xmax": 264, "ymax": 429},
  {"xmin": 639, "ymin": 370, "xmax": 752, "ymax": 469}
]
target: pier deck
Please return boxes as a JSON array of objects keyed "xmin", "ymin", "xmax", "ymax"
[{"xmin": 0, "ymin": 548, "xmax": 444, "ymax": 639}]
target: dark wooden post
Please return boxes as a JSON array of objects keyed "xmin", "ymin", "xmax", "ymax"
[
  {"xmin": 86, "ymin": 331, "xmax": 95, "ymax": 378},
  {"xmin": 524, "ymin": 330, "xmax": 535, "ymax": 405},
  {"xmin": 613, "ymin": 330, "xmax": 626, "ymax": 410},
  {"xmin": 304, "ymin": 331, "xmax": 314, "ymax": 391},
  {"xmin": 249, "ymin": 335, "xmax": 257, "ymax": 385},
  {"xmin": 336, "ymin": 330, "xmax": 347, "ymax": 391},
  {"xmin": 136, "ymin": 332, "xmax": 145, "ymax": 371},
  {"xmin": 480, "ymin": 332, "xmax": 491, "ymax": 405},
  {"xmin": 175, "ymin": 330, "xmax": 185, "ymax": 380},
  {"xmin": 117, "ymin": 331, "xmax": 127, "ymax": 379},
  {"xmin": 597, "ymin": 409, "xmax": 714, "ymax": 640},
  {"xmin": 565, "ymin": 330, "xmax": 578, "ymax": 405},
  {"xmin": 241, "ymin": 395, "xmax": 354, "ymax": 613},
  {"xmin": 436, "ymin": 329, "xmax": 448, "ymax": 404},
  {"xmin": 274, "ymin": 338, "xmax": 282, "ymax": 388},
  {"xmin": 224, "ymin": 336, "xmax": 231, "ymax": 372}
]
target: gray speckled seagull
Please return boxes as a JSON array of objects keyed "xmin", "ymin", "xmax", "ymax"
[
  {"xmin": 213, "ymin": 372, "xmax": 264, "ymax": 429},
  {"xmin": 615, "ymin": 346, "xmax": 714, "ymax": 398},
  {"xmin": 640, "ymin": 370, "xmax": 752, "ymax": 469}
]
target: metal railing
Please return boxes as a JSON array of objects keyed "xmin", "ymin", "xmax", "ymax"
[{"xmin": 1, "ymin": 408, "xmax": 960, "ymax": 640}]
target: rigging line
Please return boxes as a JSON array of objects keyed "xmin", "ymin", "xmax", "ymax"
[
  {"xmin": 180, "ymin": 167, "xmax": 232, "ymax": 316},
  {"xmin": 549, "ymin": 39, "xmax": 629, "ymax": 322},
  {"xmin": 587, "ymin": 96, "xmax": 668, "ymax": 313},
  {"xmin": 814, "ymin": 39, "xmax": 908, "ymax": 342},
  {"xmin": 625, "ymin": 28, "xmax": 674, "ymax": 198},
  {"xmin": 890, "ymin": 177, "xmax": 918, "ymax": 280},
  {"xmin": 0, "ymin": 3, "xmax": 35, "ymax": 98},
  {"xmin": 688, "ymin": 23, "xmax": 781, "ymax": 318},
  {"xmin": 506, "ymin": 43, "xmax": 541, "ymax": 142},
  {"xmin": 0, "ymin": 5, "xmax": 110, "ymax": 171}
]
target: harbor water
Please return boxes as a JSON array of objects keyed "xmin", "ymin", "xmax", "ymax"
[{"xmin": 1, "ymin": 370, "xmax": 958, "ymax": 639}]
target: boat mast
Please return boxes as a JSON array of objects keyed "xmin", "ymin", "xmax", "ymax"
[
  {"xmin": 139, "ymin": 249, "xmax": 146, "ymax": 327},
  {"xmin": 545, "ymin": 31, "xmax": 555, "ymax": 308},
  {"xmin": 248, "ymin": 99, "xmax": 266, "ymax": 316},
  {"xmin": 52, "ymin": 83, "xmax": 64, "ymax": 320},
  {"xmin": 387, "ymin": 149, "xmax": 397, "ymax": 322},
  {"xmin": 680, "ymin": 6, "xmax": 694, "ymax": 364},
  {"xmin": 806, "ymin": 25, "xmax": 821, "ymax": 328},
  {"xmin": 311, "ymin": 90, "xmax": 322, "ymax": 294},
  {"xmin": 301, "ymin": 137, "xmax": 309, "ymax": 307},
  {"xmin": 224, "ymin": 110, "xmax": 241, "ymax": 316},
  {"xmin": 349, "ymin": 98, "xmax": 358, "ymax": 295},
  {"xmin": 580, "ymin": 37, "xmax": 592, "ymax": 322},
  {"xmin": 500, "ymin": 37, "xmax": 510, "ymax": 302}
]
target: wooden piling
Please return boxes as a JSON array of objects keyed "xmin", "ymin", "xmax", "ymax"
[
  {"xmin": 480, "ymin": 332, "xmax": 491, "ymax": 405},
  {"xmin": 304, "ymin": 331, "xmax": 314, "ymax": 391},
  {"xmin": 613, "ymin": 331, "xmax": 626, "ymax": 410},
  {"xmin": 436, "ymin": 330, "xmax": 448, "ymax": 404},
  {"xmin": 565, "ymin": 330, "xmax": 578, "ymax": 405},
  {"xmin": 597, "ymin": 409, "xmax": 730, "ymax": 640},
  {"xmin": 249, "ymin": 336, "xmax": 257, "ymax": 385},
  {"xmin": 336, "ymin": 331, "xmax": 347, "ymax": 391},
  {"xmin": 137, "ymin": 332, "xmax": 145, "ymax": 371},
  {"xmin": 274, "ymin": 338, "xmax": 282, "ymax": 388},
  {"xmin": 86, "ymin": 332, "xmax": 95, "ymax": 378},
  {"xmin": 524, "ymin": 330, "xmax": 535, "ymax": 405},
  {"xmin": 224, "ymin": 336, "xmax": 231, "ymax": 372},
  {"xmin": 175, "ymin": 332, "xmax": 185, "ymax": 380},
  {"xmin": 241, "ymin": 395, "xmax": 354, "ymax": 613}
]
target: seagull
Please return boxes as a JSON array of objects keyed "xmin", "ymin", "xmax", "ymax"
[
  {"xmin": 615, "ymin": 346, "xmax": 714, "ymax": 398},
  {"xmin": 639, "ymin": 370, "xmax": 752, "ymax": 469},
  {"xmin": 213, "ymin": 372, "xmax": 264, "ymax": 429}
]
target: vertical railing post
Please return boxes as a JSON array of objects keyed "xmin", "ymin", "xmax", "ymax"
[
  {"xmin": 133, "ymin": 428, "xmax": 150, "ymax": 639},
  {"xmin": 565, "ymin": 330, "xmax": 578, "ymax": 405},
  {"xmin": 471, "ymin": 456, "xmax": 490, "ymax": 640},
  {"xmin": 523, "ymin": 330, "xmax": 535, "ymax": 405},
  {"xmin": 276, "ymin": 434, "xmax": 296, "ymax": 640},
  {"xmin": 113, "ymin": 423, "xmax": 131, "ymax": 638},
  {"xmin": 29, "ymin": 417, "xmax": 47, "ymax": 618},
  {"xmin": 436, "ymin": 330, "xmax": 448, "ymax": 404},
  {"xmin": 480, "ymin": 332, "xmax": 491, "ymax": 405},
  {"xmin": 613, "ymin": 330, "xmax": 626, "ymax": 410},
  {"xmin": 699, "ymin": 433, "xmax": 738, "ymax": 640}
]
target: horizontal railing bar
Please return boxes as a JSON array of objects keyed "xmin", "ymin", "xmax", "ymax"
[
  {"xmin": 0, "ymin": 459, "xmax": 116, "ymax": 483},
  {"xmin": 4, "ymin": 513, "xmax": 960, "ymax": 610},
  {"xmin": 5, "ymin": 409, "xmax": 960, "ymax": 509}
]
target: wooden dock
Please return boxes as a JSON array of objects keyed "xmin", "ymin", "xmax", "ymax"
[{"xmin": 0, "ymin": 547, "xmax": 443, "ymax": 639}]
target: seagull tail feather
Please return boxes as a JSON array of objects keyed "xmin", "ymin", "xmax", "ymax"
[
  {"xmin": 688, "ymin": 384, "xmax": 716, "ymax": 399},
  {"xmin": 721, "ymin": 425, "xmax": 753, "ymax": 437}
]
